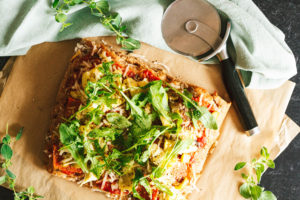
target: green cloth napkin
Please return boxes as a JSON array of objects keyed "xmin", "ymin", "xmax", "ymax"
[{"xmin": 0, "ymin": 0, "xmax": 296, "ymax": 89}]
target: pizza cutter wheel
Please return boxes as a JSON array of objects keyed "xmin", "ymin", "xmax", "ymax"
[{"xmin": 161, "ymin": 0, "xmax": 260, "ymax": 135}]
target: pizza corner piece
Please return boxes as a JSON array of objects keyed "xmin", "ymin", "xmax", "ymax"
[{"xmin": 45, "ymin": 39, "xmax": 231, "ymax": 200}]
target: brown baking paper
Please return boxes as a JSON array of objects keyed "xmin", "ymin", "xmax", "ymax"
[{"xmin": 0, "ymin": 37, "xmax": 299, "ymax": 200}]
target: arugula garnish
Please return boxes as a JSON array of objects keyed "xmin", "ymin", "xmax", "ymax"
[
  {"xmin": 57, "ymin": 59, "xmax": 220, "ymax": 198},
  {"xmin": 106, "ymin": 112, "xmax": 132, "ymax": 129},
  {"xmin": 169, "ymin": 112, "xmax": 183, "ymax": 134},
  {"xmin": 166, "ymin": 83, "xmax": 218, "ymax": 130},
  {"xmin": 153, "ymin": 179, "xmax": 173, "ymax": 196},
  {"xmin": 152, "ymin": 138, "xmax": 194, "ymax": 178},
  {"xmin": 234, "ymin": 147, "xmax": 277, "ymax": 200},
  {"xmin": 59, "ymin": 122, "xmax": 88, "ymax": 172},
  {"xmin": 120, "ymin": 91, "xmax": 153, "ymax": 131},
  {"xmin": 148, "ymin": 81, "xmax": 172, "ymax": 125},
  {"xmin": 52, "ymin": 0, "xmax": 140, "ymax": 51},
  {"xmin": 0, "ymin": 125, "xmax": 43, "ymax": 200},
  {"xmin": 88, "ymin": 127, "xmax": 123, "ymax": 141},
  {"xmin": 123, "ymin": 128, "xmax": 160, "ymax": 153},
  {"xmin": 139, "ymin": 127, "xmax": 169, "ymax": 163}
]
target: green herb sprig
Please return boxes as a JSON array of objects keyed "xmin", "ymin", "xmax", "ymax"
[
  {"xmin": 234, "ymin": 147, "xmax": 277, "ymax": 200},
  {"xmin": 52, "ymin": 0, "xmax": 141, "ymax": 51},
  {"xmin": 0, "ymin": 125, "xmax": 43, "ymax": 200}
]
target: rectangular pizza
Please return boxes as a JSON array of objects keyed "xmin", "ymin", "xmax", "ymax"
[{"xmin": 45, "ymin": 39, "xmax": 230, "ymax": 200}]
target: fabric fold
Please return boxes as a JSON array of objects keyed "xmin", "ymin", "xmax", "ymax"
[{"xmin": 0, "ymin": 0, "xmax": 297, "ymax": 89}]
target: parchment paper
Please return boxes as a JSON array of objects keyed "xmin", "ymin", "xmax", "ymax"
[{"xmin": 0, "ymin": 37, "xmax": 299, "ymax": 200}]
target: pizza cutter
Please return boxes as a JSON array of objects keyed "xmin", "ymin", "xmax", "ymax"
[{"xmin": 161, "ymin": 0, "xmax": 260, "ymax": 135}]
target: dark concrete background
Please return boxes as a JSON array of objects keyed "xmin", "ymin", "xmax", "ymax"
[{"xmin": 0, "ymin": 0, "xmax": 299, "ymax": 199}]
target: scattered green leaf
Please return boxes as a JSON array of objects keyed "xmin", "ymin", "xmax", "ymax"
[
  {"xmin": 234, "ymin": 162, "xmax": 246, "ymax": 170},
  {"xmin": 52, "ymin": 0, "xmax": 140, "ymax": 50},
  {"xmin": 1, "ymin": 144, "xmax": 13, "ymax": 160},
  {"xmin": 16, "ymin": 127, "xmax": 23, "ymax": 141},
  {"xmin": 235, "ymin": 147, "xmax": 277, "ymax": 200},
  {"xmin": 239, "ymin": 183, "xmax": 251, "ymax": 198},
  {"xmin": 258, "ymin": 191, "xmax": 277, "ymax": 200},
  {"xmin": 0, "ymin": 125, "xmax": 43, "ymax": 199}
]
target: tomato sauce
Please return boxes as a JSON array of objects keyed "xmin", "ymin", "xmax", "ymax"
[
  {"xmin": 192, "ymin": 96, "xmax": 215, "ymax": 113},
  {"xmin": 52, "ymin": 145, "xmax": 83, "ymax": 175},
  {"xmin": 152, "ymin": 189, "xmax": 158, "ymax": 200},
  {"xmin": 196, "ymin": 131, "xmax": 206, "ymax": 148},
  {"xmin": 96, "ymin": 180, "xmax": 121, "ymax": 194},
  {"xmin": 143, "ymin": 69, "xmax": 160, "ymax": 81}
]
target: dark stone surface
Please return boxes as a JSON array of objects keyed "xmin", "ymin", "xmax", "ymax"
[
  {"xmin": 0, "ymin": 0, "xmax": 299, "ymax": 199},
  {"xmin": 253, "ymin": 0, "xmax": 300, "ymax": 200}
]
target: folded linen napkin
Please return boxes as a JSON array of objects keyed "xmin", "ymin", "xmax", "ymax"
[{"xmin": 0, "ymin": 0, "xmax": 296, "ymax": 89}]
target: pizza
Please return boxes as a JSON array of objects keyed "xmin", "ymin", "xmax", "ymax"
[{"xmin": 45, "ymin": 39, "xmax": 230, "ymax": 200}]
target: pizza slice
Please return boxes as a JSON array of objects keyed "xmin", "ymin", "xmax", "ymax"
[{"xmin": 45, "ymin": 39, "xmax": 230, "ymax": 200}]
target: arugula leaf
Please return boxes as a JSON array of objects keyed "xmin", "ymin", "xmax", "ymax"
[
  {"xmin": 87, "ymin": 108, "xmax": 103, "ymax": 125},
  {"xmin": 168, "ymin": 112, "xmax": 183, "ymax": 134},
  {"xmin": 109, "ymin": 149, "xmax": 122, "ymax": 160},
  {"xmin": 166, "ymin": 83, "xmax": 218, "ymax": 130},
  {"xmin": 85, "ymin": 79, "xmax": 116, "ymax": 100},
  {"xmin": 153, "ymin": 180, "xmax": 173, "ymax": 196},
  {"xmin": 106, "ymin": 112, "xmax": 132, "ymax": 129},
  {"xmin": 59, "ymin": 122, "xmax": 88, "ymax": 172},
  {"xmin": 139, "ymin": 127, "xmax": 169, "ymax": 163},
  {"xmin": 148, "ymin": 80, "xmax": 172, "ymax": 124},
  {"xmin": 123, "ymin": 128, "xmax": 161, "ymax": 153},
  {"xmin": 120, "ymin": 91, "xmax": 153, "ymax": 131},
  {"xmin": 100, "ymin": 61, "xmax": 113, "ymax": 75},
  {"xmin": 88, "ymin": 127, "xmax": 123, "ymax": 141},
  {"xmin": 128, "ymin": 92, "xmax": 149, "ymax": 109},
  {"xmin": 182, "ymin": 90, "xmax": 201, "ymax": 129},
  {"xmin": 153, "ymin": 138, "xmax": 194, "ymax": 178}
]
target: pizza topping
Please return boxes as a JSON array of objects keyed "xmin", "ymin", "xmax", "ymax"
[{"xmin": 52, "ymin": 43, "xmax": 225, "ymax": 200}]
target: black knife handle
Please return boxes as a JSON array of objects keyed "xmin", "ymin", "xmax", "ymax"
[{"xmin": 221, "ymin": 58, "xmax": 259, "ymax": 134}]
